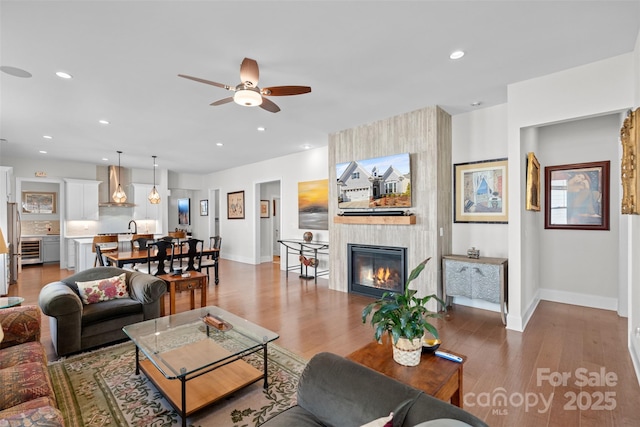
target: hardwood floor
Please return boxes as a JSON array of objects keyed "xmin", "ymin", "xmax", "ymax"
[{"xmin": 9, "ymin": 261, "xmax": 640, "ymax": 426}]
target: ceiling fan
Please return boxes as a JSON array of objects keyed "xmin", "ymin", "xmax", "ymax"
[{"xmin": 178, "ymin": 58, "xmax": 311, "ymax": 113}]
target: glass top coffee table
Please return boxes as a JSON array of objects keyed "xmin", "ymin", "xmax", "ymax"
[
  {"xmin": 0, "ymin": 297, "xmax": 24, "ymax": 308},
  {"xmin": 123, "ymin": 306, "xmax": 279, "ymax": 427}
]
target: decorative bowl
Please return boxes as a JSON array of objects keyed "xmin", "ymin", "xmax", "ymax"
[{"xmin": 422, "ymin": 337, "xmax": 441, "ymax": 353}]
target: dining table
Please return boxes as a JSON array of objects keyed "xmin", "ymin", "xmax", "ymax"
[{"xmin": 104, "ymin": 247, "xmax": 220, "ymax": 284}]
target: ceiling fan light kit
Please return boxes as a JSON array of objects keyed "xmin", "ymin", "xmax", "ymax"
[
  {"xmin": 179, "ymin": 57, "xmax": 311, "ymax": 113},
  {"xmin": 234, "ymin": 88, "xmax": 262, "ymax": 106}
]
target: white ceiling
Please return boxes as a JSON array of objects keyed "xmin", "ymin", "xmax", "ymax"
[{"xmin": 1, "ymin": 1, "xmax": 639, "ymax": 174}]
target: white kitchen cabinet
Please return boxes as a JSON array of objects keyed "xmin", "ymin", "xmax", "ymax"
[
  {"xmin": 66, "ymin": 238, "xmax": 76, "ymax": 269},
  {"xmin": 132, "ymin": 183, "xmax": 159, "ymax": 220},
  {"xmin": 442, "ymin": 255, "xmax": 508, "ymax": 325},
  {"xmin": 65, "ymin": 179, "xmax": 100, "ymax": 220}
]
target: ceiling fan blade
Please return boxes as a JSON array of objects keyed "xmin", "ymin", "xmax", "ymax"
[
  {"xmin": 178, "ymin": 74, "xmax": 232, "ymax": 90},
  {"xmin": 260, "ymin": 97, "xmax": 280, "ymax": 113},
  {"xmin": 210, "ymin": 97, "xmax": 234, "ymax": 106},
  {"xmin": 262, "ymin": 86, "xmax": 312, "ymax": 96},
  {"xmin": 240, "ymin": 58, "xmax": 259, "ymax": 87}
]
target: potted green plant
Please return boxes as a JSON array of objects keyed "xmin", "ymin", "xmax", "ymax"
[{"xmin": 361, "ymin": 257, "xmax": 445, "ymax": 366}]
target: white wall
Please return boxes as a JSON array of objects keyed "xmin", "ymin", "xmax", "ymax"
[
  {"xmin": 205, "ymin": 147, "xmax": 328, "ymax": 264},
  {"xmin": 628, "ymin": 29, "xmax": 640, "ymax": 384},
  {"xmin": 452, "ymin": 104, "xmax": 509, "ymax": 258},
  {"xmin": 507, "ymin": 53, "xmax": 635, "ymax": 331},
  {"xmin": 537, "ymin": 114, "xmax": 621, "ymax": 309}
]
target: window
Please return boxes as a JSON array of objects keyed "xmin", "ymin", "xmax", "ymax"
[
  {"xmin": 352, "ymin": 172, "xmax": 360, "ymax": 179},
  {"xmin": 549, "ymin": 178, "xmax": 568, "ymax": 224}
]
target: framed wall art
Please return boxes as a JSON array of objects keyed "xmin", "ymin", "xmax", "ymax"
[
  {"xmin": 22, "ymin": 191, "xmax": 57, "ymax": 214},
  {"xmin": 178, "ymin": 198, "xmax": 190, "ymax": 225},
  {"xmin": 200, "ymin": 199, "xmax": 208, "ymax": 216},
  {"xmin": 454, "ymin": 158, "xmax": 508, "ymax": 223},
  {"xmin": 620, "ymin": 107, "xmax": 639, "ymax": 214},
  {"xmin": 260, "ymin": 200, "xmax": 270, "ymax": 218},
  {"xmin": 526, "ymin": 152, "xmax": 541, "ymax": 211},
  {"xmin": 298, "ymin": 179, "xmax": 329, "ymax": 230},
  {"xmin": 227, "ymin": 190, "xmax": 245, "ymax": 219},
  {"xmin": 544, "ymin": 161, "xmax": 610, "ymax": 231}
]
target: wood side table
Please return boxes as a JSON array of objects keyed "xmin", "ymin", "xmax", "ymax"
[
  {"xmin": 157, "ymin": 271, "xmax": 207, "ymax": 315},
  {"xmin": 347, "ymin": 339, "xmax": 466, "ymax": 408}
]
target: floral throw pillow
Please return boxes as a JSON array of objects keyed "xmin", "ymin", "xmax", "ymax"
[{"xmin": 76, "ymin": 273, "xmax": 129, "ymax": 305}]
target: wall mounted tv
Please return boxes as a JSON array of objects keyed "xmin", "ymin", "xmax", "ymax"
[{"xmin": 336, "ymin": 152, "xmax": 411, "ymax": 209}]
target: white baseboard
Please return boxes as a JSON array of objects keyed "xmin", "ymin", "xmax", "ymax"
[
  {"xmin": 630, "ymin": 334, "xmax": 640, "ymax": 386},
  {"xmin": 538, "ymin": 288, "xmax": 618, "ymax": 311}
]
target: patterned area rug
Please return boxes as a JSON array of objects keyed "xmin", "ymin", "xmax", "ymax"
[{"xmin": 48, "ymin": 333, "xmax": 307, "ymax": 427}]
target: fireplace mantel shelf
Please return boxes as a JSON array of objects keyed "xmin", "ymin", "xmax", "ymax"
[{"xmin": 334, "ymin": 215, "xmax": 416, "ymax": 225}]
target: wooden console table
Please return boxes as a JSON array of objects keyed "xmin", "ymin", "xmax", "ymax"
[
  {"xmin": 347, "ymin": 340, "xmax": 465, "ymax": 408},
  {"xmin": 442, "ymin": 255, "xmax": 508, "ymax": 325}
]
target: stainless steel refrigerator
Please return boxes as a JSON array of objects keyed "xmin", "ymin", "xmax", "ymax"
[{"xmin": 6, "ymin": 202, "xmax": 21, "ymax": 285}]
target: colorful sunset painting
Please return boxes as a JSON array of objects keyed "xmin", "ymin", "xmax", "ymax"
[{"xmin": 298, "ymin": 179, "xmax": 329, "ymax": 230}]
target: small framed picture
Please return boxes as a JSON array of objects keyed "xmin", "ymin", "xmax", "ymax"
[
  {"xmin": 526, "ymin": 152, "xmax": 541, "ymax": 211},
  {"xmin": 200, "ymin": 199, "xmax": 209, "ymax": 216},
  {"xmin": 22, "ymin": 191, "xmax": 57, "ymax": 214},
  {"xmin": 227, "ymin": 190, "xmax": 245, "ymax": 219},
  {"xmin": 178, "ymin": 198, "xmax": 190, "ymax": 225},
  {"xmin": 545, "ymin": 161, "xmax": 610, "ymax": 230},
  {"xmin": 260, "ymin": 200, "xmax": 269, "ymax": 218},
  {"xmin": 454, "ymin": 158, "xmax": 508, "ymax": 223}
]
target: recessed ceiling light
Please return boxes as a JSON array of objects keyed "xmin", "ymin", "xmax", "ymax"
[
  {"xmin": 449, "ymin": 50, "xmax": 465, "ymax": 60},
  {"xmin": 98, "ymin": 119, "xmax": 110, "ymax": 125},
  {"xmin": 0, "ymin": 66, "xmax": 32, "ymax": 78},
  {"xmin": 39, "ymin": 150, "xmax": 47, "ymax": 154},
  {"xmin": 216, "ymin": 142, "xmax": 224, "ymax": 146},
  {"xmin": 303, "ymin": 144, "xmax": 311, "ymax": 150},
  {"xmin": 43, "ymin": 135, "xmax": 53, "ymax": 139},
  {"xmin": 257, "ymin": 127, "xmax": 266, "ymax": 132},
  {"xmin": 471, "ymin": 101, "xmax": 482, "ymax": 107},
  {"xmin": 55, "ymin": 71, "xmax": 73, "ymax": 79},
  {"xmin": 102, "ymin": 158, "xmax": 109, "ymax": 161}
]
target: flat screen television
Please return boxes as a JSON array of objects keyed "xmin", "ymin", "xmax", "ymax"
[{"xmin": 336, "ymin": 152, "xmax": 411, "ymax": 210}]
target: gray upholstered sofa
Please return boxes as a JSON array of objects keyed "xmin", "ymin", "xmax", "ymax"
[
  {"xmin": 259, "ymin": 352, "xmax": 488, "ymax": 427},
  {"xmin": 39, "ymin": 266, "xmax": 166, "ymax": 356}
]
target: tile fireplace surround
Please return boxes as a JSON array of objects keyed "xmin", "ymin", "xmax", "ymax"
[{"xmin": 328, "ymin": 105, "xmax": 452, "ymax": 302}]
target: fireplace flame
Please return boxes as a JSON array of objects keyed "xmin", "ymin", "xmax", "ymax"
[{"xmin": 375, "ymin": 267, "xmax": 391, "ymax": 283}]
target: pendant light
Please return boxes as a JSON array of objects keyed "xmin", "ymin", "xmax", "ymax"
[
  {"xmin": 112, "ymin": 150, "xmax": 127, "ymax": 203},
  {"xmin": 148, "ymin": 155, "xmax": 161, "ymax": 204}
]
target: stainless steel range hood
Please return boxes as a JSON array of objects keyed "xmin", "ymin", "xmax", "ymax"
[{"xmin": 97, "ymin": 165, "xmax": 135, "ymax": 207}]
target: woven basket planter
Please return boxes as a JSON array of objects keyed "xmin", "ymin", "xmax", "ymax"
[{"xmin": 392, "ymin": 337, "xmax": 423, "ymax": 366}]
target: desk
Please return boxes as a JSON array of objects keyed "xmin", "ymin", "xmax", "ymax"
[
  {"xmin": 277, "ymin": 239, "xmax": 329, "ymax": 283},
  {"xmin": 104, "ymin": 248, "xmax": 220, "ymax": 284},
  {"xmin": 347, "ymin": 340, "xmax": 466, "ymax": 408},
  {"xmin": 157, "ymin": 271, "xmax": 207, "ymax": 315}
]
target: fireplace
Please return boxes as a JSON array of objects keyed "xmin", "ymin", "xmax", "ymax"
[{"xmin": 348, "ymin": 244, "xmax": 407, "ymax": 298}]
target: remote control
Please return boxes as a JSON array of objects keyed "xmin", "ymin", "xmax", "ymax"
[{"xmin": 434, "ymin": 351, "xmax": 463, "ymax": 363}]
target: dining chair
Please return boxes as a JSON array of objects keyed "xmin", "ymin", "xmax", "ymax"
[
  {"xmin": 130, "ymin": 233, "xmax": 154, "ymax": 251},
  {"xmin": 171, "ymin": 238, "xmax": 204, "ymax": 273},
  {"xmin": 94, "ymin": 244, "xmax": 106, "ymax": 266},
  {"xmin": 199, "ymin": 236, "xmax": 222, "ymax": 284},
  {"xmin": 134, "ymin": 240, "xmax": 176, "ymax": 276},
  {"xmin": 92, "ymin": 235, "xmax": 119, "ymax": 267}
]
